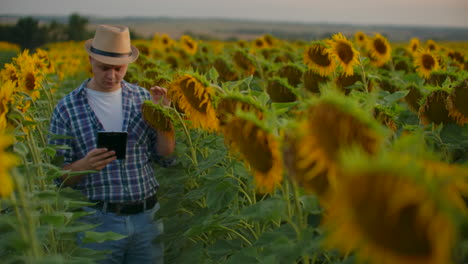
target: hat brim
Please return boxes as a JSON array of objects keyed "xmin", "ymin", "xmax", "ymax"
[{"xmin": 84, "ymin": 39, "xmax": 139, "ymax": 65}]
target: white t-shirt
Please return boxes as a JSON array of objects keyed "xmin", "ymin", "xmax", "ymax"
[{"xmin": 86, "ymin": 88, "xmax": 123, "ymax": 131}]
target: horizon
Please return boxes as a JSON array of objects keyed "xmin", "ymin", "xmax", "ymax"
[
  {"xmin": 1, "ymin": 13, "xmax": 468, "ymax": 31},
  {"xmin": 2, "ymin": 0, "xmax": 468, "ymax": 29}
]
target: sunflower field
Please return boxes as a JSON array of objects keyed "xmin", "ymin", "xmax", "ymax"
[{"xmin": 1, "ymin": 31, "xmax": 468, "ymax": 264}]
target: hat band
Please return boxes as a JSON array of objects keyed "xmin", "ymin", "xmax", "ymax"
[{"xmin": 90, "ymin": 46, "xmax": 132, "ymax": 58}]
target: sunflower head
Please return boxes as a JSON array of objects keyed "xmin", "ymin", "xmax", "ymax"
[
  {"xmin": 0, "ymin": 63, "xmax": 19, "ymax": 86},
  {"xmin": 373, "ymin": 106, "xmax": 397, "ymax": 132},
  {"xmin": 409, "ymin": 38, "xmax": 421, "ymax": 55},
  {"xmin": 216, "ymin": 92, "xmax": 265, "ymax": 127},
  {"xmin": 0, "ymin": 80, "xmax": 16, "ymax": 130},
  {"xmin": 354, "ymin": 31, "xmax": 368, "ymax": 48},
  {"xmin": 447, "ymin": 78, "xmax": 468, "ymax": 125},
  {"xmin": 277, "ymin": 64, "xmax": 304, "ymax": 87},
  {"xmin": 233, "ymin": 49, "xmax": 256, "ymax": 77},
  {"xmin": 266, "ymin": 77, "xmax": 297, "ymax": 103},
  {"xmin": 141, "ymin": 100, "xmax": 175, "ymax": 132},
  {"xmin": 425, "ymin": 71, "xmax": 456, "ymax": 86},
  {"xmin": 327, "ymin": 33, "xmax": 360, "ymax": 76},
  {"xmin": 404, "ymin": 84, "xmax": 424, "ymax": 112},
  {"xmin": 376, "ymin": 76, "xmax": 399, "ymax": 93},
  {"xmin": 283, "ymin": 92, "xmax": 385, "ymax": 197},
  {"xmin": 179, "ymin": 35, "xmax": 198, "ymax": 55},
  {"xmin": 323, "ymin": 151, "xmax": 457, "ymax": 264},
  {"xmin": 167, "ymin": 72, "xmax": 219, "ymax": 132},
  {"xmin": 447, "ymin": 50, "xmax": 464, "ymax": 64},
  {"xmin": 418, "ymin": 89, "xmax": 454, "ymax": 126},
  {"xmin": 18, "ymin": 62, "xmax": 42, "ymax": 101},
  {"xmin": 0, "ymin": 133, "xmax": 18, "ymax": 198},
  {"xmin": 367, "ymin": 33, "xmax": 392, "ymax": 67},
  {"xmin": 223, "ymin": 113, "xmax": 283, "ymax": 193},
  {"xmin": 414, "ymin": 49, "xmax": 440, "ymax": 79},
  {"xmin": 426, "ymin": 39, "xmax": 439, "ymax": 52},
  {"xmin": 253, "ymin": 36, "xmax": 267, "ymax": 49},
  {"xmin": 303, "ymin": 69, "xmax": 329, "ymax": 94},
  {"xmin": 135, "ymin": 42, "xmax": 150, "ymax": 56},
  {"xmin": 335, "ymin": 72, "xmax": 372, "ymax": 94},
  {"xmin": 213, "ymin": 57, "xmax": 238, "ymax": 82},
  {"xmin": 303, "ymin": 42, "xmax": 336, "ymax": 77}
]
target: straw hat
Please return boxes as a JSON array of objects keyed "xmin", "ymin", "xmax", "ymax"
[{"xmin": 84, "ymin": 24, "xmax": 139, "ymax": 65}]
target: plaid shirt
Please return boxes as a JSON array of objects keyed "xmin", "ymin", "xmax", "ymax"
[{"xmin": 49, "ymin": 79, "xmax": 173, "ymax": 202}]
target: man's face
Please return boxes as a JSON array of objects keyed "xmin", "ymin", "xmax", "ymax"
[{"xmin": 90, "ymin": 57, "xmax": 128, "ymax": 92}]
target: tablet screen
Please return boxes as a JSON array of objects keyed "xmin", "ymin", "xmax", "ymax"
[{"xmin": 97, "ymin": 131, "xmax": 128, "ymax": 160}]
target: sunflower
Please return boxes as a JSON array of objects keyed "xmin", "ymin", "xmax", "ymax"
[
  {"xmin": 253, "ymin": 36, "xmax": 267, "ymax": 49},
  {"xmin": 323, "ymin": 152, "xmax": 456, "ymax": 264},
  {"xmin": 180, "ymin": 35, "xmax": 198, "ymax": 55},
  {"xmin": 283, "ymin": 93, "xmax": 384, "ymax": 197},
  {"xmin": 354, "ymin": 31, "xmax": 368, "ymax": 49},
  {"xmin": 277, "ymin": 64, "xmax": 304, "ymax": 87},
  {"xmin": 223, "ymin": 114, "xmax": 283, "ymax": 193},
  {"xmin": 0, "ymin": 80, "xmax": 15, "ymax": 131},
  {"xmin": 233, "ymin": 49, "xmax": 256, "ymax": 77},
  {"xmin": 160, "ymin": 34, "xmax": 174, "ymax": 50},
  {"xmin": 0, "ymin": 133, "xmax": 18, "ymax": 197},
  {"xmin": 373, "ymin": 106, "xmax": 397, "ymax": 132},
  {"xmin": 414, "ymin": 49, "xmax": 440, "ymax": 79},
  {"xmin": 141, "ymin": 100, "xmax": 175, "ymax": 132},
  {"xmin": 303, "ymin": 43, "xmax": 336, "ymax": 77},
  {"xmin": 408, "ymin": 38, "xmax": 421, "ymax": 55},
  {"xmin": 426, "ymin": 71, "xmax": 456, "ymax": 86},
  {"xmin": 303, "ymin": 69, "xmax": 329, "ymax": 94},
  {"xmin": 404, "ymin": 84, "xmax": 424, "ymax": 112},
  {"xmin": 335, "ymin": 72, "xmax": 372, "ymax": 94},
  {"xmin": 17, "ymin": 62, "xmax": 43, "ymax": 101},
  {"xmin": 426, "ymin": 39, "xmax": 439, "ymax": 52},
  {"xmin": 33, "ymin": 48, "xmax": 55, "ymax": 74},
  {"xmin": 327, "ymin": 33, "xmax": 360, "ymax": 76},
  {"xmin": 421, "ymin": 159, "xmax": 468, "ymax": 215},
  {"xmin": 447, "ymin": 50, "xmax": 464, "ymax": 65},
  {"xmin": 367, "ymin": 33, "xmax": 392, "ymax": 67},
  {"xmin": 447, "ymin": 78, "xmax": 468, "ymax": 125},
  {"xmin": 167, "ymin": 73, "xmax": 219, "ymax": 132},
  {"xmin": 266, "ymin": 77, "xmax": 297, "ymax": 103},
  {"xmin": 0, "ymin": 63, "xmax": 19, "ymax": 85},
  {"xmin": 418, "ymin": 89, "xmax": 453, "ymax": 126},
  {"xmin": 216, "ymin": 93, "xmax": 264, "ymax": 127},
  {"xmin": 213, "ymin": 57, "xmax": 238, "ymax": 82}
]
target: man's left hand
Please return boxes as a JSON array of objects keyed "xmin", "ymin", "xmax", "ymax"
[{"xmin": 150, "ymin": 86, "xmax": 171, "ymax": 106}]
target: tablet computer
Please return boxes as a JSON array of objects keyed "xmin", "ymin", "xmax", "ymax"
[{"xmin": 97, "ymin": 131, "xmax": 128, "ymax": 160}]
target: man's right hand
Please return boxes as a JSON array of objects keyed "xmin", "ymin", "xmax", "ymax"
[
  {"xmin": 80, "ymin": 148, "xmax": 117, "ymax": 171},
  {"xmin": 61, "ymin": 148, "xmax": 116, "ymax": 186}
]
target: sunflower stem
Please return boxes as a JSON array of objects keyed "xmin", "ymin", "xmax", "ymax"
[
  {"xmin": 358, "ymin": 55, "xmax": 369, "ymax": 93},
  {"xmin": 169, "ymin": 107, "xmax": 198, "ymax": 166}
]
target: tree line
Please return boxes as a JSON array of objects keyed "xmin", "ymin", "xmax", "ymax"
[{"xmin": 0, "ymin": 13, "xmax": 92, "ymax": 51}]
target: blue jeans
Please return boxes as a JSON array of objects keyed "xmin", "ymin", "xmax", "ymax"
[{"xmin": 79, "ymin": 203, "xmax": 164, "ymax": 264}]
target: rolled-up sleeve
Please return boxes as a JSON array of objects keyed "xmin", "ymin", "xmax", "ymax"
[{"xmin": 48, "ymin": 103, "xmax": 74, "ymax": 166}]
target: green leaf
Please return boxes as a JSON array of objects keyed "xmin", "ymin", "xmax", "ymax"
[
  {"xmin": 41, "ymin": 146, "xmax": 57, "ymax": 158},
  {"xmin": 207, "ymin": 66, "xmax": 220, "ymax": 82},
  {"xmin": 13, "ymin": 141, "xmax": 29, "ymax": 157},
  {"xmin": 39, "ymin": 212, "xmax": 73, "ymax": 227},
  {"xmin": 382, "ymin": 90, "xmax": 409, "ymax": 106},
  {"xmin": 82, "ymin": 231, "xmax": 127, "ymax": 244},
  {"xmin": 240, "ymin": 198, "xmax": 287, "ymax": 222},
  {"xmin": 206, "ymin": 179, "xmax": 236, "ymax": 211},
  {"xmin": 271, "ymin": 101, "xmax": 300, "ymax": 115}
]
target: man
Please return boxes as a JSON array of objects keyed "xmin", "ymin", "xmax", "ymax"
[{"xmin": 48, "ymin": 24, "xmax": 175, "ymax": 263}]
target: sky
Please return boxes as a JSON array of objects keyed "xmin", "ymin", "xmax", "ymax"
[{"xmin": 1, "ymin": 0, "xmax": 468, "ymax": 28}]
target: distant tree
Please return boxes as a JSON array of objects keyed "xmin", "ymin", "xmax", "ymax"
[
  {"xmin": 67, "ymin": 13, "xmax": 89, "ymax": 41},
  {"xmin": 11, "ymin": 17, "xmax": 47, "ymax": 50},
  {"xmin": 47, "ymin": 20, "xmax": 68, "ymax": 42}
]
